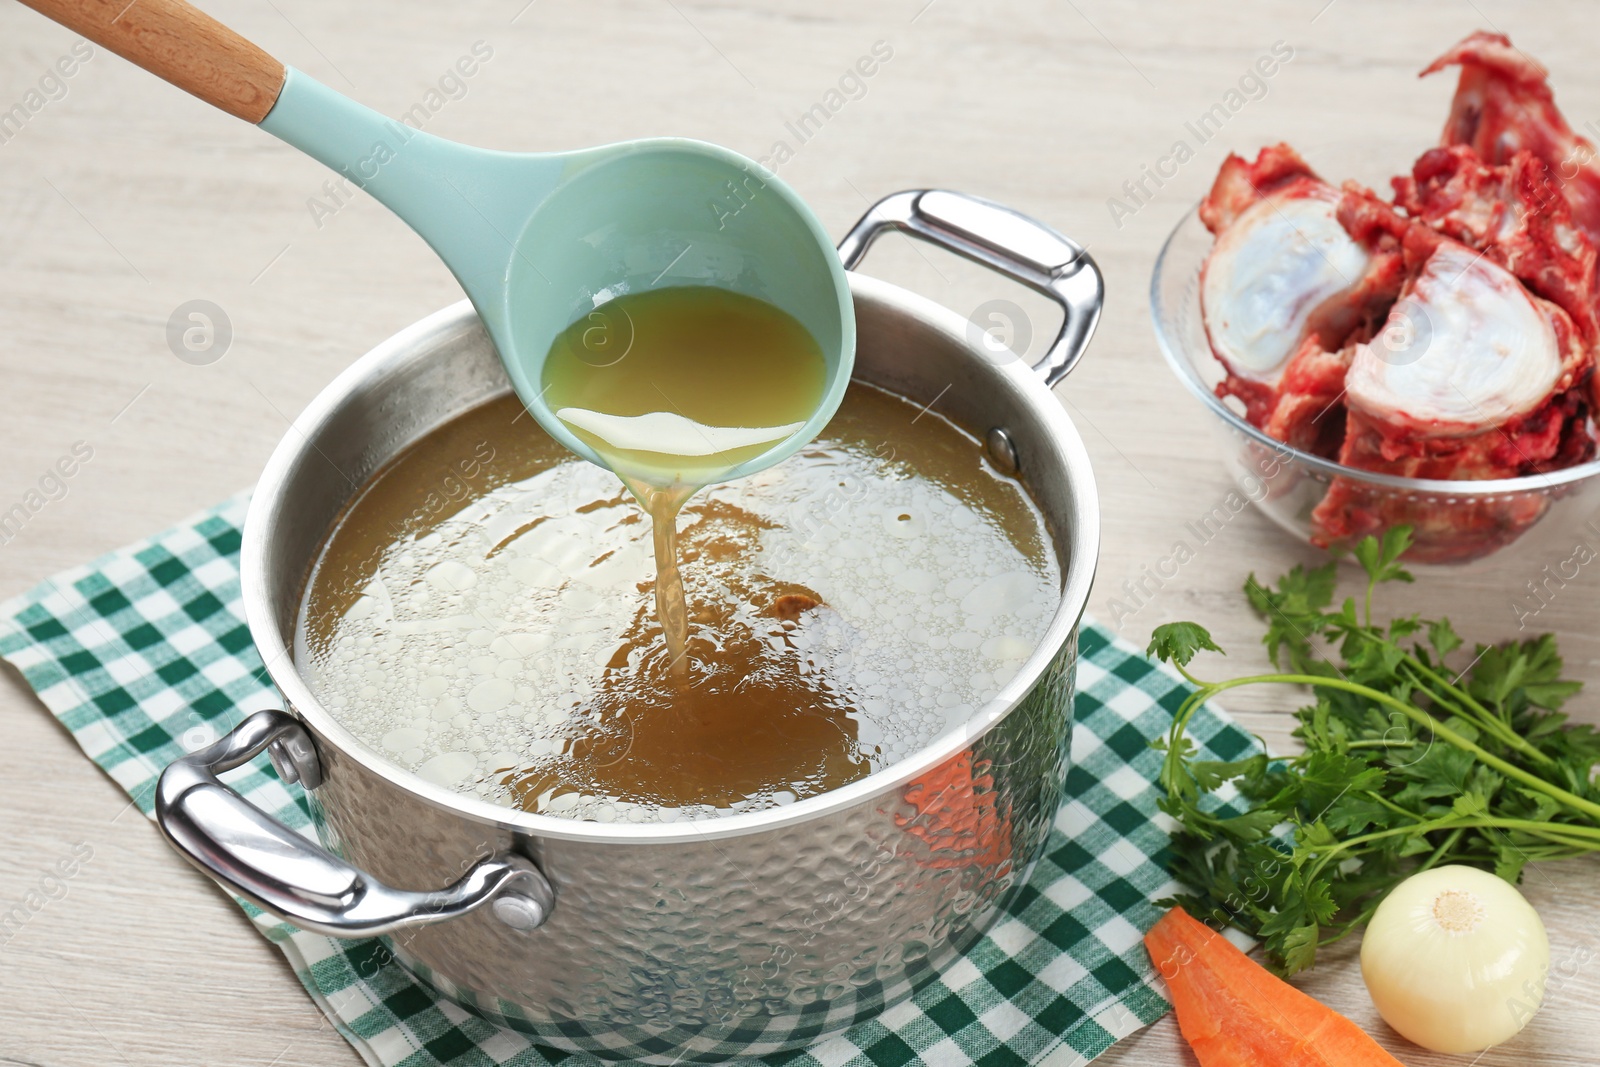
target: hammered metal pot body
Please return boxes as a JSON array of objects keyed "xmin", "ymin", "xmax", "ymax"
[
  {"xmin": 310, "ymin": 643, "xmax": 1075, "ymax": 1059},
  {"xmin": 242, "ymin": 274, "xmax": 1100, "ymax": 1062}
]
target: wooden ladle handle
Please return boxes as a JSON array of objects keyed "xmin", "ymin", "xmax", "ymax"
[{"xmin": 17, "ymin": 0, "xmax": 286, "ymax": 122}]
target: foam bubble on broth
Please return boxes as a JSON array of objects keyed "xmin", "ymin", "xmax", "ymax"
[{"xmin": 297, "ymin": 386, "xmax": 1061, "ymax": 823}]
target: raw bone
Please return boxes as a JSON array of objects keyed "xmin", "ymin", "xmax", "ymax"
[
  {"xmin": 1198, "ymin": 145, "xmax": 1396, "ymax": 437},
  {"xmin": 1425, "ymin": 30, "xmax": 1600, "ymax": 247}
]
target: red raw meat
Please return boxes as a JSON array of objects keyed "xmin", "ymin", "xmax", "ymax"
[
  {"xmin": 1200, "ymin": 143, "xmax": 1325, "ymax": 232},
  {"xmin": 1310, "ymin": 478, "xmax": 1556, "ymax": 564},
  {"xmin": 1259, "ymin": 335, "xmax": 1355, "ymax": 457},
  {"xmin": 1393, "ymin": 144, "xmax": 1600, "ymax": 346},
  {"xmin": 1424, "ymin": 31, "xmax": 1600, "ymax": 247}
]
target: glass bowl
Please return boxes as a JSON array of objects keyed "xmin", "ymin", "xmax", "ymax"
[{"xmin": 1150, "ymin": 206, "xmax": 1600, "ymax": 566}]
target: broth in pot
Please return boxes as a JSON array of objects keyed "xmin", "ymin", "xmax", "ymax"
[{"xmin": 298, "ymin": 384, "xmax": 1060, "ymax": 823}]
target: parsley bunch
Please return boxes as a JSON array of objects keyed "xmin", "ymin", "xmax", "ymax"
[{"xmin": 1148, "ymin": 527, "xmax": 1600, "ymax": 976}]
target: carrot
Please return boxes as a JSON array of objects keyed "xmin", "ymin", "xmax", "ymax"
[{"xmin": 1144, "ymin": 906, "xmax": 1406, "ymax": 1066}]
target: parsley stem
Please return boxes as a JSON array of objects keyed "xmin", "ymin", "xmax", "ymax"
[
  {"xmin": 1301, "ymin": 816, "xmax": 1600, "ymax": 883},
  {"xmin": 1401, "ymin": 656, "xmax": 1497, "ymax": 723},
  {"xmin": 1361, "ymin": 790, "xmax": 1419, "ymax": 821},
  {"xmin": 1339, "ymin": 625, "xmax": 1547, "ymax": 763},
  {"xmin": 1318, "ymin": 903, "xmax": 1382, "ymax": 948},
  {"xmin": 1170, "ymin": 662, "xmax": 1206, "ymax": 689},
  {"xmin": 1188, "ymin": 673, "xmax": 1600, "ymax": 823},
  {"xmin": 1422, "ymin": 827, "xmax": 1465, "ymax": 870},
  {"xmin": 1396, "ymin": 655, "xmax": 1553, "ymax": 766}
]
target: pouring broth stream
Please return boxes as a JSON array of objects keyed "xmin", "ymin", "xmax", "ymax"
[{"xmin": 542, "ymin": 287, "xmax": 829, "ymax": 676}]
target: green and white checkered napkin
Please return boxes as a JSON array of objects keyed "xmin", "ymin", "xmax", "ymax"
[{"xmin": 0, "ymin": 493, "xmax": 1258, "ymax": 1067}]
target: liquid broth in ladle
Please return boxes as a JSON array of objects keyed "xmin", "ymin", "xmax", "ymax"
[
  {"xmin": 542, "ymin": 287, "xmax": 829, "ymax": 675},
  {"xmin": 298, "ymin": 387, "xmax": 1061, "ymax": 821}
]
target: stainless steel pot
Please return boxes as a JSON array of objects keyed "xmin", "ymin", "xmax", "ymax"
[{"xmin": 155, "ymin": 191, "xmax": 1103, "ymax": 1063}]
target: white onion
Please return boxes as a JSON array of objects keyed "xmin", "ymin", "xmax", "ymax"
[{"xmin": 1361, "ymin": 865, "xmax": 1549, "ymax": 1053}]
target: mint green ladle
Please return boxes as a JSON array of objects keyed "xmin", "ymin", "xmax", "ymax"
[{"xmin": 22, "ymin": 0, "xmax": 855, "ymax": 480}]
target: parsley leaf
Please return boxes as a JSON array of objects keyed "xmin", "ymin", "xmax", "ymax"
[
  {"xmin": 1147, "ymin": 622, "xmax": 1223, "ymax": 668},
  {"xmin": 1353, "ymin": 525, "xmax": 1415, "ymax": 587}
]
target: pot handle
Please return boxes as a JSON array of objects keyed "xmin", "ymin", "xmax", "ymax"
[
  {"xmin": 156, "ymin": 709, "xmax": 555, "ymax": 938},
  {"xmin": 837, "ymin": 190, "xmax": 1103, "ymax": 386}
]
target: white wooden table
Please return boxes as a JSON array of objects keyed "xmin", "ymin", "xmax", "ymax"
[{"xmin": 1, "ymin": 1, "xmax": 1596, "ymax": 1063}]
